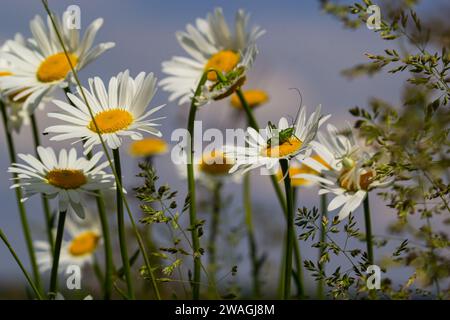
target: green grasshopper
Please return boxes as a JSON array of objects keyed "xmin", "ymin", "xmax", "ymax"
[
  {"xmin": 266, "ymin": 88, "xmax": 303, "ymax": 148},
  {"xmin": 266, "ymin": 121, "xmax": 298, "ymax": 147}
]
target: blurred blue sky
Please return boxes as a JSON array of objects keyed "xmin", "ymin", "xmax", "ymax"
[{"xmin": 0, "ymin": 0, "xmax": 447, "ymax": 296}]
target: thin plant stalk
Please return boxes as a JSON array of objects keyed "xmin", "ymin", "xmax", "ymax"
[
  {"xmin": 93, "ymin": 256, "xmax": 104, "ymax": 285},
  {"xmin": 113, "ymin": 148, "xmax": 134, "ymax": 299},
  {"xmin": 42, "ymin": 0, "xmax": 161, "ymax": 300},
  {"xmin": 0, "ymin": 228, "xmax": 44, "ymax": 300},
  {"xmin": 277, "ymin": 243, "xmax": 286, "ymax": 298},
  {"xmin": 291, "ymin": 187, "xmax": 304, "ymax": 298},
  {"xmin": 207, "ymin": 182, "xmax": 222, "ymax": 292},
  {"xmin": 243, "ymin": 173, "xmax": 261, "ymax": 297},
  {"xmin": 280, "ymin": 159, "xmax": 294, "ymax": 299},
  {"xmin": 317, "ymin": 193, "xmax": 327, "ymax": 299},
  {"xmin": 95, "ymin": 191, "xmax": 114, "ymax": 300},
  {"xmin": 0, "ymin": 101, "xmax": 42, "ymax": 293},
  {"xmin": 236, "ymin": 88, "xmax": 303, "ymax": 297},
  {"xmin": 30, "ymin": 114, "xmax": 54, "ymax": 251},
  {"xmin": 186, "ymin": 72, "xmax": 209, "ymax": 299},
  {"xmin": 363, "ymin": 194, "xmax": 374, "ymax": 265},
  {"xmin": 49, "ymin": 210, "xmax": 67, "ymax": 299}
]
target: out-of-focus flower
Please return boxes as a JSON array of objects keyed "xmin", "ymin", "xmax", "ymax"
[
  {"xmin": 276, "ymin": 155, "xmax": 330, "ymax": 187},
  {"xmin": 175, "ymin": 148, "xmax": 240, "ymax": 189},
  {"xmin": 230, "ymin": 89, "xmax": 269, "ymax": 109},
  {"xmin": 128, "ymin": 137, "xmax": 168, "ymax": 158},
  {"xmin": 35, "ymin": 212, "xmax": 102, "ymax": 273}
]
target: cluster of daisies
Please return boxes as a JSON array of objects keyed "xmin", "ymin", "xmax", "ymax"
[
  {"xmin": 161, "ymin": 8, "xmax": 388, "ymax": 220},
  {"xmin": 0, "ymin": 7, "xmax": 387, "ymax": 295},
  {"xmin": 0, "ymin": 14, "xmax": 167, "ymax": 274}
]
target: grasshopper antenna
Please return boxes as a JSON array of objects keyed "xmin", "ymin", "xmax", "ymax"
[{"xmin": 289, "ymin": 88, "xmax": 303, "ymax": 122}]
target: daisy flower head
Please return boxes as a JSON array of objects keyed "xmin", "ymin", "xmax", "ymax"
[
  {"xmin": 8, "ymin": 146, "xmax": 114, "ymax": 218},
  {"xmin": 161, "ymin": 8, "xmax": 265, "ymax": 105},
  {"xmin": 175, "ymin": 147, "xmax": 240, "ymax": 189},
  {"xmin": 128, "ymin": 137, "xmax": 168, "ymax": 158},
  {"xmin": 224, "ymin": 104, "xmax": 329, "ymax": 176},
  {"xmin": 295, "ymin": 124, "xmax": 390, "ymax": 220},
  {"xmin": 0, "ymin": 13, "xmax": 114, "ymax": 114},
  {"xmin": 230, "ymin": 89, "xmax": 269, "ymax": 109},
  {"xmin": 35, "ymin": 212, "xmax": 102, "ymax": 273},
  {"xmin": 45, "ymin": 70, "xmax": 165, "ymax": 154}
]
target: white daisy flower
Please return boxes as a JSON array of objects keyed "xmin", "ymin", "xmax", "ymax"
[
  {"xmin": 294, "ymin": 124, "xmax": 390, "ymax": 220},
  {"xmin": 224, "ymin": 105, "xmax": 329, "ymax": 175},
  {"xmin": 8, "ymin": 146, "xmax": 114, "ymax": 218},
  {"xmin": 174, "ymin": 145, "xmax": 240, "ymax": 189},
  {"xmin": 160, "ymin": 8, "xmax": 265, "ymax": 105},
  {"xmin": 35, "ymin": 212, "xmax": 102, "ymax": 273},
  {"xmin": 0, "ymin": 14, "xmax": 114, "ymax": 113},
  {"xmin": 45, "ymin": 70, "xmax": 165, "ymax": 154}
]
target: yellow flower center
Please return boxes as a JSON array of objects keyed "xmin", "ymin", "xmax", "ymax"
[
  {"xmin": 199, "ymin": 150, "xmax": 234, "ymax": 176},
  {"xmin": 129, "ymin": 138, "xmax": 168, "ymax": 157},
  {"xmin": 204, "ymin": 50, "xmax": 240, "ymax": 81},
  {"xmin": 263, "ymin": 137, "xmax": 303, "ymax": 158},
  {"xmin": 88, "ymin": 109, "xmax": 134, "ymax": 134},
  {"xmin": 0, "ymin": 71, "xmax": 12, "ymax": 77},
  {"xmin": 46, "ymin": 169, "xmax": 87, "ymax": 190},
  {"xmin": 339, "ymin": 168, "xmax": 375, "ymax": 192},
  {"xmin": 230, "ymin": 89, "xmax": 269, "ymax": 109},
  {"xmin": 68, "ymin": 231, "xmax": 100, "ymax": 256},
  {"xmin": 36, "ymin": 52, "xmax": 78, "ymax": 83}
]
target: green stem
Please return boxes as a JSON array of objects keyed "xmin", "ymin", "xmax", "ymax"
[
  {"xmin": 49, "ymin": 210, "xmax": 67, "ymax": 299},
  {"xmin": 96, "ymin": 192, "xmax": 114, "ymax": 300},
  {"xmin": 0, "ymin": 101, "xmax": 42, "ymax": 293},
  {"xmin": 0, "ymin": 228, "xmax": 44, "ymax": 300},
  {"xmin": 318, "ymin": 193, "xmax": 327, "ymax": 299},
  {"xmin": 93, "ymin": 256, "xmax": 104, "ymax": 286},
  {"xmin": 187, "ymin": 72, "xmax": 208, "ymax": 300},
  {"xmin": 113, "ymin": 149, "xmax": 134, "ymax": 299},
  {"xmin": 236, "ymin": 89, "xmax": 258, "ymax": 129},
  {"xmin": 86, "ymin": 150, "xmax": 114, "ymax": 300},
  {"xmin": 243, "ymin": 173, "xmax": 261, "ymax": 298},
  {"xmin": 291, "ymin": 187, "xmax": 304, "ymax": 298},
  {"xmin": 208, "ymin": 182, "xmax": 222, "ymax": 292},
  {"xmin": 280, "ymin": 159, "xmax": 294, "ymax": 299},
  {"xmin": 30, "ymin": 114, "xmax": 54, "ymax": 251},
  {"xmin": 277, "ymin": 243, "xmax": 286, "ymax": 298},
  {"xmin": 363, "ymin": 195, "xmax": 374, "ymax": 265}
]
